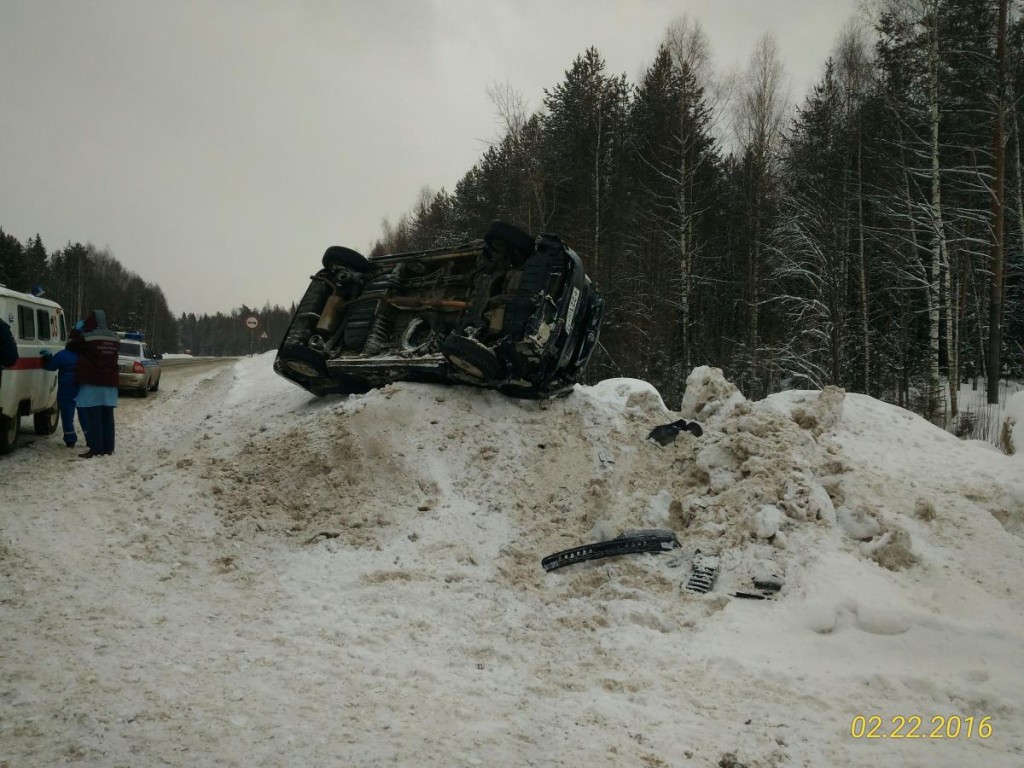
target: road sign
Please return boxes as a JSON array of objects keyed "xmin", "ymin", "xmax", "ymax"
[
  {"xmin": 245, "ymin": 316, "xmax": 259, "ymax": 329},
  {"xmin": 260, "ymin": 332, "xmax": 268, "ymax": 339}
]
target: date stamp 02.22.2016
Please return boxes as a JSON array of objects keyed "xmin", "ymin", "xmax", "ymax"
[{"xmin": 850, "ymin": 715, "xmax": 993, "ymax": 740}]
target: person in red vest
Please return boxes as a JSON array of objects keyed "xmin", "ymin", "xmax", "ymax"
[{"xmin": 68, "ymin": 310, "xmax": 119, "ymax": 458}]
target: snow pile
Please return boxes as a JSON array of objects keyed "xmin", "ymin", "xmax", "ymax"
[
  {"xmin": 1003, "ymin": 389, "xmax": 1024, "ymax": 455},
  {"xmin": 679, "ymin": 364, "xmax": 746, "ymax": 420},
  {"xmin": 213, "ymin": 366, "xmax": 882, "ymax": 597},
  {"xmin": 2, "ymin": 355, "xmax": 1023, "ymax": 767}
]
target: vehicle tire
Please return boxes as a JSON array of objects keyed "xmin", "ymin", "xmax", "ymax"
[
  {"xmin": 485, "ymin": 221, "xmax": 535, "ymax": 265},
  {"xmin": 278, "ymin": 345, "xmax": 329, "ymax": 379},
  {"xmin": 283, "ymin": 279, "xmax": 332, "ymax": 346},
  {"xmin": 33, "ymin": 406, "xmax": 59, "ymax": 435},
  {"xmin": 0, "ymin": 414, "xmax": 19, "ymax": 454},
  {"xmin": 278, "ymin": 279, "xmax": 332, "ymax": 378},
  {"xmin": 138, "ymin": 383, "xmax": 149, "ymax": 398},
  {"xmin": 323, "ymin": 246, "xmax": 372, "ymax": 273},
  {"xmin": 150, "ymin": 375, "xmax": 160, "ymax": 392},
  {"xmin": 441, "ymin": 334, "xmax": 504, "ymax": 381}
]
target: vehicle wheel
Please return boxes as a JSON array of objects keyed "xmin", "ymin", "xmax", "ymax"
[
  {"xmin": 278, "ymin": 279, "xmax": 332, "ymax": 380},
  {"xmin": 441, "ymin": 335, "xmax": 505, "ymax": 381},
  {"xmin": 282, "ymin": 279, "xmax": 332, "ymax": 349},
  {"xmin": 33, "ymin": 406, "xmax": 59, "ymax": 435},
  {"xmin": 278, "ymin": 345, "xmax": 328, "ymax": 379},
  {"xmin": 323, "ymin": 246, "xmax": 372, "ymax": 272},
  {"xmin": 150, "ymin": 375, "xmax": 160, "ymax": 392},
  {"xmin": 0, "ymin": 414, "xmax": 19, "ymax": 454},
  {"xmin": 139, "ymin": 383, "xmax": 149, "ymax": 398},
  {"xmin": 485, "ymin": 221, "xmax": 535, "ymax": 265}
]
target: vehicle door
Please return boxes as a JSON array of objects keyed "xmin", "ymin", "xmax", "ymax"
[{"xmin": 15, "ymin": 303, "xmax": 60, "ymax": 410}]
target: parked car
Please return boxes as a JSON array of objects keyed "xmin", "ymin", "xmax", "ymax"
[
  {"xmin": 117, "ymin": 332, "xmax": 162, "ymax": 396},
  {"xmin": 0, "ymin": 286, "xmax": 63, "ymax": 453},
  {"xmin": 274, "ymin": 221, "xmax": 604, "ymax": 399}
]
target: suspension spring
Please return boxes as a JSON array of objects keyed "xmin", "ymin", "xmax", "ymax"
[
  {"xmin": 363, "ymin": 305, "xmax": 394, "ymax": 355},
  {"xmin": 362, "ymin": 269, "xmax": 404, "ymax": 355}
]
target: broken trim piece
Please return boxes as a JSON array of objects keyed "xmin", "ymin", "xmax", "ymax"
[
  {"xmin": 683, "ymin": 550, "xmax": 720, "ymax": 593},
  {"xmin": 731, "ymin": 577, "xmax": 784, "ymax": 601},
  {"xmin": 541, "ymin": 529, "xmax": 680, "ymax": 572},
  {"xmin": 648, "ymin": 418, "xmax": 704, "ymax": 446}
]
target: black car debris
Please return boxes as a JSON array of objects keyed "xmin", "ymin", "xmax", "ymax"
[{"xmin": 274, "ymin": 222, "xmax": 604, "ymax": 399}]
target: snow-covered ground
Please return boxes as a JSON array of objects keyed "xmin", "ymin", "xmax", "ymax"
[{"xmin": 1, "ymin": 355, "xmax": 1022, "ymax": 768}]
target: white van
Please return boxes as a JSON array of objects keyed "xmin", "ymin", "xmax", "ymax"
[{"xmin": 0, "ymin": 286, "xmax": 66, "ymax": 453}]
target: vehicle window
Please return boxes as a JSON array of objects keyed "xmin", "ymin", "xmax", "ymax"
[
  {"xmin": 143, "ymin": 344, "xmax": 153, "ymax": 359},
  {"xmin": 58, "ymin": 314, "xmax": 67, "ymax": 341},
  {"xmin": 17, "ymin": 305, "xmax": 35, "ymax": 340},
  {"xmin": 119, "ymin": 342, "xmax": 142, "ymax": 356},
  {"xmin": 36, "ymin": 309, "xmax": 51, "ymax": 341}
]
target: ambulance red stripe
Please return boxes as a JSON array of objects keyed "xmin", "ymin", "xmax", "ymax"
[{"xmin": 7, "ymin": 356, "xmax": 46, "ymax": 370}]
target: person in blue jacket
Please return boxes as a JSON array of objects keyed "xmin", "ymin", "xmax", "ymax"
[{"xmin": 40, "ymin": 322, "xmax": 86, "ymax": 447}]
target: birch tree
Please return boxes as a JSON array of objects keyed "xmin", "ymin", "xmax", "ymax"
[
  {"xmin": 836, "ymin": 22, "xmax": 877, "ymax": 392},
  {"xmin": 734, "ymin": 34, "xmax": 788, "ymax": 396},
  {"xmin": 925, "ymin": 0, "xmax": 949, "ymax": 420},
  {"xmin": 987, "ymin": 0, "xmax": 1009, "ymax": 403},
  {"xmin": 626, "ymin": 41, "xmax": 720, "ymax": 400},
  {"xmin": 773, "ymin": 60, "xmax": 857, "ymax": 388},
  {"xmin": 662, "ymin": 17, "xmax": 722, "ymax": 374}
]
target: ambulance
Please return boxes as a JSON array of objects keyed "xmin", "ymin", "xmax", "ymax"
[{"xmin": 0, "ymin": 286, "xmax": 66, "ymax": 453}]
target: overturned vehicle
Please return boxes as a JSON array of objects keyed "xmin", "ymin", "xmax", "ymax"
[{"xmin": 274, "ymin": 222, "xmax": 604, "ymax": 399}]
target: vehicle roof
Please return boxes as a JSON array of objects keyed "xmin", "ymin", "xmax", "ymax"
[{"xmin": 0, "ymin": 286, "xmax": 64, "ymax": 311}]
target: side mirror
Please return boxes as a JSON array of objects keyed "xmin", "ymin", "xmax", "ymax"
[{"xmin": 154, "ymin": 354, "xmax": 163, "ymax": 360}]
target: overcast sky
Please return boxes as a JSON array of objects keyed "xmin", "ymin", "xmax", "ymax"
[{"xmin": 1, "ymin": 0, "xmax": 861, "ymax": 317}]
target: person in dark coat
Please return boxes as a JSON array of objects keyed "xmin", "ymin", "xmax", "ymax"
[
  {"xmin": 40, "ymin": 325, "xmax": 85, "ymax": 447},
  {"xmin": 0, "ymin": 318, "xmax": 17, "ymax": 368},
  {"xmin": 68, "ymin": 310, "xmax": 119, "ymax": 457}
]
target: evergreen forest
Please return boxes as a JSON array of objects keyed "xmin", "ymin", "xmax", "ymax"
[
  {"xmin": 369, "ymin": 0, "xmax": 1024, "ymax": 422},
  {"xmin": 2, "ymin": 0, "xmax": 1022, "ymax": 429}
]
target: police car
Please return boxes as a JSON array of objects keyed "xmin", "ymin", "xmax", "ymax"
[
  {"xmin": 117, "ymin": 331, "xmax": 163, "ymax": 397},
  {"xmin": 0, "ymin": 285, "xmax": 64, "ymax": 453}
]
